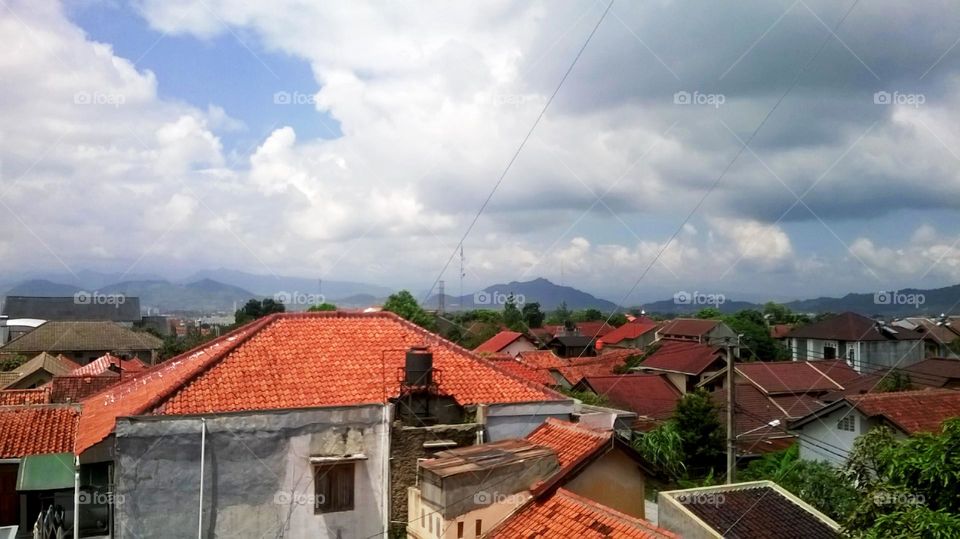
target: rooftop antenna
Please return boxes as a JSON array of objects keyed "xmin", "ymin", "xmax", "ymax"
[{"xmin": 438, "ymin": 280, "xmax": 445, "ymax": 315}]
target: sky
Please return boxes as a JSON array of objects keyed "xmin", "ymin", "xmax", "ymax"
[{"xmin": 1, "ymin": 0, "xmax": 960, "ymax": 304}]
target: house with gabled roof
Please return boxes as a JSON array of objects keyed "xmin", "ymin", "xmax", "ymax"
[
  {"xmin": 597, "ymin": 319, "xmax": 659, "ymax": 351},
  {"xmin": 573, "ymin": 374, "xmax": 682, "ymax": 428},
  {"xmin": 67, "ymin": 311, "xmax": 572, "ymax": 538},
  {"xmin": 635, "ymin": 341, "xmax": 727, "ymax": 393},
  {"xmin": 789, "ymin": 388, "xmax": 960, "ymax": 466},
  {"xmin": 0, "ymin": 320, "xmax": 162, "ymax": 365},
  {"xmin": 408, "ymin": 418, "xmax": 674, "ymax": 538},
  {"xmin": 656, "ymin": 318, "xmax": 736, "ymax": 344},
  {"xmin": 473, "ymin": 330, "xmax": 538, "ymax": 357},
  {"xmin": 0, "ymin": 352, "xmax": 79, "ymax": 390},
  {"xmin": 658, "ymin": 480, "xmax": 840, "ymax": 538},
  {"xmin": 785, "ymin": 312, "xmax": 924, "ymax": 372}
]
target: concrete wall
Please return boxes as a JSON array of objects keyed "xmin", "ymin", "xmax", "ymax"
[
  {"xmin": 796, "ymin": 405, "xmax": 861, "ymax": 466},
  {"xmin": 656, "ymin": 492, "xmax": 720, "ymax": 539},
  {"xmin": 114, "ymin": 405, "xmax": 389, "ymax": 539},
  {"xmin": 390, "ymin": 423, "xmax": 481, "ymax": 532},
  {"xmin": 563, "ymin": 447, "xmax": 645, "ymax": 519},
  {"xmin": 407, "ymin": 486, "xmax": 527, "ymax": 539},
  {"xmin": 480, "ymin": 401, "xmax": 575, "ymax": 441}
]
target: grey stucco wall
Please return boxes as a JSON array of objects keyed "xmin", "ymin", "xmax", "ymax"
[
  {"xmin": 114, "ymin": 405, "xmax": 389, "ymax": 539},
  {"xmin": 482, "ymin": 401, "xmax": 574, "ymax": 441}
]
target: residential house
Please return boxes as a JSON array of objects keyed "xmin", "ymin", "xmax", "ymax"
[
  {"xmin": 597, "ymin": 318, "xmax": 659, "ymax": 351},
  {"xmin": 473, "ymin": 330, "xmax": 538, "ymax": 357},
  {"xmin": 546, "ymin": 335, "xmax": 596, "ymax": 358},
  {"xmin": 655, "ymin": 318, "xmax": 736, "ymax": 345},
  {"xmin": 770, "ymin": 323, "xmax": 794, "ymax": 340},
  {"xmin": 70, "ymin": 353, "xmax": 147, "ymax": 377},
  {"xmin": 820, "ymin": 357, "xmax": 960, "ymax": 402},
  {"xmin": 0, "ymin": 321, "xmax": 163, "ymax": 365},
  {"xmin": 635, "ymin": 341, "xmax": 727, "ymax": 393},
  {"xmin": 0, "ymin": 352, "xmax": 79, "ymax": 390},
  {"xmin": 69, "ymin": 311, "xmax": 572, "ymax": 538},
  {"xmin": 2, "ymin": 295, "xmax": 142, "ymax": 326},
  {"xmin": 0, "ymin": 404, "xmax": 81, "ymax": 535},
  {"xmin": 512, "ymin": 349, "xmax": 640, "ymax": 389},
  {"xmin": 409, "ymin": 418, "xmax": 673, "ymax": 538},
  {"xmin": 785, "ymin": 312, "xmax": 924, "ymax": 372},
  {"xmin": 789, "ymin": 388, "xmax": 960, "ymax": 466},
  {"xmin": 573, "ymin": 374, "xmax": 682, "ymax": 429},
  {"xmin": 658, "ymin": 480, "xmax": 840, "ymax": 538},
  {"xmin": 892, "ymin": 317, "xmax": 959, "ymax": 358}
]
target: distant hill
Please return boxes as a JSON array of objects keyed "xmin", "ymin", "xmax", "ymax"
[
  {"xmin": 184, "ymin": 268, "xmax": 393, "ymax": 300},
  {"xmin": 782, "ymin": 284, "xmax": 960, "ymax": 317},
  {"xmin": 100, "ymin": 280, "xmax": 258, "ymax": 313},
  {"xmin": 641, "ymin": 297, "xmax": 759, "ymax": 315},
  {"xmin": 332, "ymin": 293, "xmax": 385, "ymax": 308},
  {"xmin": 5, "ymin": 279, "xmax": 82, "ymax": 297},
  {"xmin": 430, "ymin": 278, "xmax": 618, "ymax": 311}
]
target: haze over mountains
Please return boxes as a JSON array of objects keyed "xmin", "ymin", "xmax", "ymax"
[{"xmin": 1, "ymin": 269, "xmax": 957, "ymax": 317}]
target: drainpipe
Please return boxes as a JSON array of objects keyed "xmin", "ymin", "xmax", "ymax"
[
  {"xmin": 74, "ymin": 455, "xmax": 80, "ymax": 539},
  {"xmin": 198, "ymin": 418, "xmax": 206, "ymax": 539},
  {"xmin": 381, "ymin": 404, "xmax": 391, "ymax": 539}
]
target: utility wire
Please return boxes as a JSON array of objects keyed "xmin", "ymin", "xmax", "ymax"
[{"xmin": 421, "ymin": 0, "xmax": 616, "ymax": 303}]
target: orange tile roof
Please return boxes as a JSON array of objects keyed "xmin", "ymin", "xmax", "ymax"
[
  {"xmin": 474, "ymin": 330, "xmax": 526, "ymax": 354},
  {"xmin": 77, "ymin": 312, "xmax": 562, "ymax": 453},
  {"xmin": 0, "ymin": 387, "xmax": 51, "ymax": 406},
  {"xmin": 488, "ymin": 488, "xmax": 676, "ymax": 538},
  {"xmin": 526, "ymin": 418, "xmax": 611, "ymax": 474},
  {"xmin": 601, "ymin": 321, "xmax": 658, "ymax": 345},
  {"xmin": 49, "ymin": 375, "xmax": 120, "ymax": 404},
  {"xmin": 0, "ymin": 405, "xmax": 79, "ymax": 458},
  {"xmin": 518, "ymin": 350, "xmax": 567, "ymax": 369},
  {"xmin": 849, "ymin": 388, "xmax": 960, "ymax": 434},
  {"xmin": 72, "ymin": 353, "xmax": 148, "ymax": 376},
  {"xmin": 488, "ymin": 355, "xmax": 557, "ymax": 386}
]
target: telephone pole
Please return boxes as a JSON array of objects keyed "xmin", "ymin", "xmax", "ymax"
[{"xmin": 726, "ymin": 337, "xmax": 736, "ymax": 484}]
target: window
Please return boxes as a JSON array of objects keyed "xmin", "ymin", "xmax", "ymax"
[
  {"xmin": 475, "ymin": 519, "xmax": 482, "ymax": 538},
  {"xmin": 837, "ymin": 415, "xmax": 855, "ymax": 432},
  {"xmin": 823, "ymin": 345, "xmax": 837, "ymax": 359},
  {"xmin": 313, "ymin": 462, "xmax": 354, "ymax": 514},
  {"xmin": 457, "ymin": 521, "xmax": 464, "ymax": 538}
]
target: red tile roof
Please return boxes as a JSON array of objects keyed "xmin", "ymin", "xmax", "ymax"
[
  {"xmin": 557, "ymin": 353, "xmax": 634, "ymax": 386},
  {"xmin": 658, "ymin": 318, "xmax": 720, "ymax": 338},
  {"xmin": 72, "ymin": 353, "xmax": 148, "ymax": 376},
  {"xmin": 736, "ymin": 361, "xmax": 847, "ymax": 395},
  {"xmin": 525, "ymin": 418, "xmax": 611, "ymax": 474},
  {"xmin": 640, "ymin": 341, "xmax": 725, "ymax": 376},
  {"xmin": 0, "ymin": 387, "xmax": 51, "ymax": 406},
  {"xmin": 474, "ymin": 330, "xmax": 526, "ymax": 354},
  {"xmin": 77, "ymin": 312, "xmax": 562, "ymax": 453},
  {"xmin": 601, "ymin": 321, "xmax": 659, "ymax": 345},
  {"xmin": 849, "ymin": 389, "xmax": 960, "ymax": 434},
  {"xmin": 577, "ymin": 321, "xmax": 616, "ymax": 338},
  {"xmin": 518, "ymin": 350, "xmax": 566, "ymax": 369},
  {"xmin": 770, "ymin": 324, "xmax": 794, "ymax": 339},
  {"xmin": 787, "ymin": 312, "xmax": 921, "ymax": 342},
  {"xmin": 488, "ymin": 355, "xmax": 557, "ymax": 386},
  {"xmin": 49, "ymin": 374, "xmax": 121, "ymax": 404},
  {"xmin": 0, "ymin": 405, "xmax": 79, "ymax": 458},
  {"xmin": 489, "ymin": 488, "xmax": 676, "ymax": 538},
  {"xmin": 711, "ymin": 385, "xmax": 797, "ymax": 455},
  {"xmin": 579, "ymin": 374, "xmax": 681, "ymax": 420}
]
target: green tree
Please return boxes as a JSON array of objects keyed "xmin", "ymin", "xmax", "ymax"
[
  {"xmin": 521, "ymin": 302, "xmax": 545, "ymax": 329},
  {"xmin": 633, "ymin": 421, "xmax": 686, "ymax": 479},
  {"xmin": 843, "ymin": 420, "xmax": 960, "ymax": 537},
  {"xmin": 307, "ymin": 302, "xmax": 338, "ymax": 312},
  {"xmin": 234, "ymin": 298, "xmax": 286, "ymax": 325},
  {"xmin": 573, "ymin": 308, "xmax": 604, "ymax": 322},
  {"xmin": 383, "ymin": 290, "xmax": 435, "ymax": 330},
  {"xmin": 695, "ymin": 307, "xmax": 723, "ymax": 319},
  {"xmin": 875, "ymin": 369, "xmax": 912, "ymax": 392},
  {"xmin": 502, "ymin": 294, "xmax": 524, "ymax": 331},
  {"xmin": 0, "ymin": 354, "xmax": 28, "ymax": 372},
  {"xmin": 607, "ymin": 312, "xmax": 628, "ymax": 327},
  {"xmin": 546, "ymin": 301, "xmax": 572, "ymax": 325},
  {"xmin": 674, "ymin": 389, "xmax": 725, "ymax": 476},
  {"xmin": 725, "ymin": 309, "xmax": 790, "ymax": 360}
]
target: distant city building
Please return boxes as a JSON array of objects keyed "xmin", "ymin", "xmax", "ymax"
[{"xmin": 2, "ymin": 295, "xmax": 142, "ymax": 325}]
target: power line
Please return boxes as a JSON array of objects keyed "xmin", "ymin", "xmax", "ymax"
[{"xmin": 421, "ymin": 0, "xmax": 617, "ymax": 304}]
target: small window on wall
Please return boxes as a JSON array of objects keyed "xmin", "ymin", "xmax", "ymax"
[
  {"xmin": 837, "ymin": 415, "xmax": 855, "ymax": 432},
  {"xmin": 823, "ymin": 346, "xmax": 837, "ymax": 360},
  {"xmin": 314, "ymin": 462, "xmax": 354, "ymax": 514}
]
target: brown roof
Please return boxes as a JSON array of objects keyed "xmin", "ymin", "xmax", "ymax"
[
  {"xmin": 0, "ymin": 352, "xmax": 80, "ymax": 389},
  {"xmin": 578, "ymin": 374, "xmax": 681, "ymax": 420},
  {"xmin": 640, "ymin": 341, "xmax": 725, "ymax": 376},
  {"xmin": 658, "ymin": 318, "xmax": 720, "ymax": 338},
  {"xmin": 667, "ymin": 483, "xmax": 838, "ymax": 538},
  {"xmin": 49, "ymin": 374, "xmax": 120, "ymax": 404},
  {"xmin": 848, "ymin": 389, "xmax": 960, "ymax": 434},
  {"xmin": 786, "ymin": 312, "xmax": 921, "ymax": 342},
  {"xmin": 736, "ymin": 361, "xmax": 847, "ymax": 395},
  {"xmin": 0, "ymin": 321, "xmax": 163, "ymax": 353}
]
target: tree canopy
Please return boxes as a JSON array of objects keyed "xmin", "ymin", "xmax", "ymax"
[
  {"xmin": 382, "ymin": 290, "xmax": 435, "ymax": 330},
  {"xmin": 234, "ymin": 298, "xmax": 286, "ymax": 325}
]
